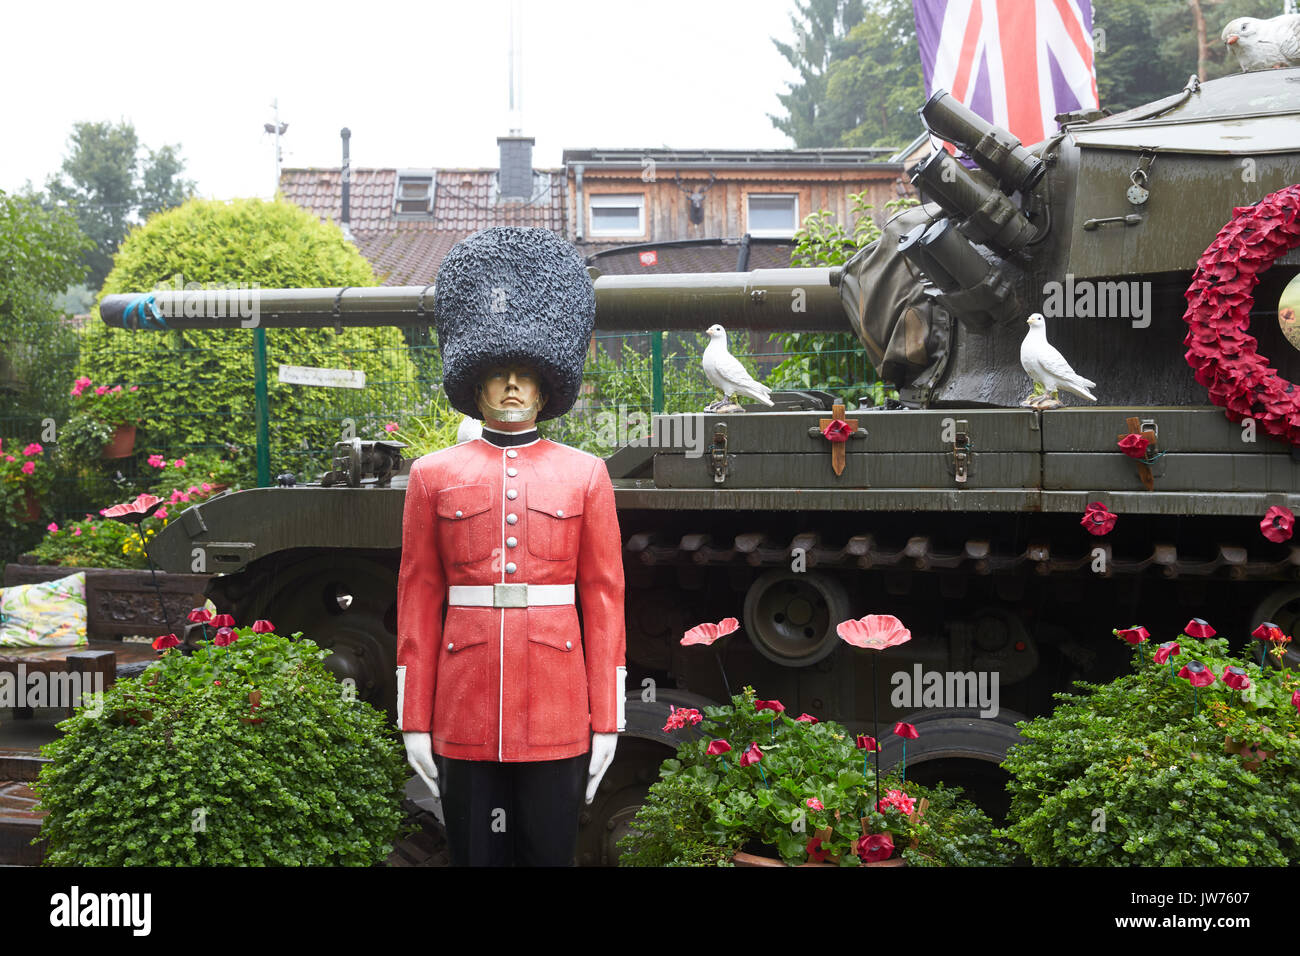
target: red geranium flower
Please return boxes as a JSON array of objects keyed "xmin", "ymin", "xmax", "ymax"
[
  {"xmin": 855, "ymin": 734, "xmax": 878, "ymax": 751},
  {"xmin": 187, "ymin": 607, "xmax": 213, "ymax": 624},
  {"xmin": 1184, "ymin": 618, "xmax": 1216, "ymax": 639},
  {"xmin": 754, "ymin": 699, "xmax": 785, "ymax": 715},
  {"xmin": 795, "ymin": 713, "xmax": 819, "ymax": 723},
  {"xmin": 151, "ymin": 633, "xmax": 180, "ymax": 651},
  {"xmin": 1178, "ymin": 660, "xmax": 1216, "ymax": 688},
  {"xmin": 1081, "ymin": 501, "xmax": 1117, "ymax": 536},
  {"xmin": 877, "ymin": 788, "xmax": 916, "ymax": 816},
  {"xmin": 805, "ymin": 798, "xmax": 825, "ymax": 811},
  {"xmin": 706, "ymin": 739, "xmax": 732, "ymax": 755},
  {"xmin": 837, "ymin": 614, "xmax": 912, "ymax": 651},
  {"xmin": 102, "ymin": 493, "xmax": 164, "ymax": 525},
  {"xmin": 251, "ymin": 619, "xmax": 275, "ymax": 633},
  {"xmin": 1117, "ymin": 433, "xmax": 1151, "ymax": 459},
  {"xmin": 1261, "ymin": 506, "xmax": 1295, "ymax": 543},
  {"xmin": 1114, "ymin": 625, "xmax": 1149, "ymax": 645},
  {"xmin": 856, "ymin": 832, "xmax": 894, "ymax": 863},
  {"xmin": 1153, "ymin": 641, "xmax": 1181, "ymax": 665},
  {"xmin": 1221, "ymin": 665, "xmax": 1251, "ymax": 690},
  {"xmin": 681, "ymin": 616, "xmax": 740, "ymax": 646},
  {"xmin": 806, "ymin": 837, "xmax": 829, "ymax": 863},
  {"xmin": 663, "ymin": 707, "xmax": 703, "ymax": 731},
  {"xmin": 739, "ymin": 742, "xmax": 764, "ymax": 767},
  {"xmin": 211, "ymin": 614, "xmax": 236, "ymax": 629},
  {"xmin": 213, "ymin": 627, "xmax": 237, "ymax": 647},
  {"xmin": 893, "ymin": 722, "xmax": 919, "ymax": 740}
]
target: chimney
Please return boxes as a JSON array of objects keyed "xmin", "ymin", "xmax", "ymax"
[
  {"xmin": 340, "ymin": 128, "xmax": 353, "ymax": 240},
  {"xmin": 497, "ymin": 135, "xmax": 535, "ymax": 201}
]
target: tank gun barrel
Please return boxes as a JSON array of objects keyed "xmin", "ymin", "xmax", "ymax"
[{"xmin": 98, "ymin": 267, "xmax": 849, "ymax": 333}]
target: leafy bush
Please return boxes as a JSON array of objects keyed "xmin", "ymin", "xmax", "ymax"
[
  {"xmin": 618, "ymin": 687, "xmax": 1011, "ymax": 867},
  {"xmin": 1001, "ymin": 625, "xmax": 1300, "ymax": 866},
  {"xmin": 0, "ymin": 439, "xmax": 54, "ymax": 525},
  {"xmin": 76, "ymin": 197, "xmax": 419, "ymax": 475},
  {"xmin": 33, "ymin": 625, "xmax": 408, "ymax": 865}
]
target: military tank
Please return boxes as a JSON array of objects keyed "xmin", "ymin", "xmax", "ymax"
[{"xmin": 100, "ymin": 66, "xmax": 1300, "ymax": 864}]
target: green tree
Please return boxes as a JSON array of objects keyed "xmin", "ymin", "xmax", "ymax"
[
  {"xmin": 76, "ymin": 197, "xmax": 420, "ymax": 481},
  {"xmin": 45, "ymin": 120, "xmax": 196, "ymax": 291},
  {"xmin": 823, "ymin": 0, "xmax": 926, "ymax": 149},
  {"xmin": 770, "ymin": 0, "xmax": 867, "ymax": 147}
]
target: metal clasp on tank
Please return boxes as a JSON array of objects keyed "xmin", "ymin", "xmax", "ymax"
[
  {"xmin": 952, "ymin": 420, "xmax": 971, "ymax": 486},
  {"xmin": 709, "ymin": 421, "xmax": 730, "ymax": 484}
]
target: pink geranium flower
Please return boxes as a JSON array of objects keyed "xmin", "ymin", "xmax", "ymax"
[
  {"xmin": 147, "ymin": 454, "xmax": 166, "ymax": 468},
  {"xmin": 95, "ymin": 385, "xmax": 109, "ymax": 396},
  {"xmin": 72, "ymin": 528, "xmax": 81, "ymax": 536},
  {"xmin": 20, "ymin": 461, "xmax": 35, "ymax": 475},
  {"xmin": 173, "ymin": 458, "xmax": 186, "ymax": 468},
  {"xmin": 47, "ymin": 522, "xmax": 59, "ymax": 533},
  {"xmin": 385, "ymin": 422, "xmax": 400, "ymax": 433},
  {"xmin": 22, "ymin": 443, "xmax": 42, "ymax": 456},
  {"xmin": 805, "ymin": 798, "xmax": 825, "ymax": 811}
]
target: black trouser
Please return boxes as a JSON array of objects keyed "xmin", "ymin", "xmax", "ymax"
[{"xmin": 435, "ymin": 753, "xmax": 588, "ymax": 866}]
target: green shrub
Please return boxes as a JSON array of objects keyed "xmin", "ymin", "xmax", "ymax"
[
  {"xmin": 77, "ymin": 198, "xmax": 420, "ymax": 476},
  {"xmin": 618, "ymin": 687, "xmax": 1011, "ymax": 867},
  {"xmin": 1001, "ymin": 627, "xmax": 1300, "ymax": 865},
  {"xmin": 33, "ymin": 626, "xmax": 409, "ymax": 865}
]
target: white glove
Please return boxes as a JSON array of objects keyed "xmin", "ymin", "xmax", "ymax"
[
  {"xmin": 586, "ymin": 732, "xmax": 618, "ymax": 804},
  {"xmin": 403, "ymin": 731, "xmax": 440, "ymax": 800}
]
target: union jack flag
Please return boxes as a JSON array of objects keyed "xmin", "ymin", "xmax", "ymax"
[{"xmin": 912, "ymin": 0, "xmax": 1099, "ymax": 149}]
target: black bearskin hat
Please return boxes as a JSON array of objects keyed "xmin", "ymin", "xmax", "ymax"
[{"xmin": 434, "ymin": 227, "xmax": 595, "ymax": 422}]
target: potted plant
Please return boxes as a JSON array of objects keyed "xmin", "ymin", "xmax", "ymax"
[
  {"xmin": 0, "ymin": 439, "xmax": 54, "ymax": 524},
  {"xmin": 61, "ymin": 376, "xmax": 145, "ymax": 460},
  {"xmin": 617, "ymin": 687, "xmax": 1012, "ymax": 867},
  {"xmin": 1000, "ymin": 619, "xmax": 1300, "ymax": 866}
]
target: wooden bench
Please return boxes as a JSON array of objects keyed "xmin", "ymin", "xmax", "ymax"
[{"xmin": 0, "ymin": 750, "xmax": 50, "ymax": 865}]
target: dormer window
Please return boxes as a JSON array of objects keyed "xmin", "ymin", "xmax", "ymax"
[{"xmin": 395, "ymin": 171, "xmax": 435, "ymax": 216}]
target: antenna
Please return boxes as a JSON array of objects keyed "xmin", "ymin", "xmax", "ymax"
[
  {"xmin": 264, "ymin": 98, "xmax": 289, "ymax": 197},
  {"xmin": 507, "ymin": 0, "xmax": 523, "ymax": 134}
]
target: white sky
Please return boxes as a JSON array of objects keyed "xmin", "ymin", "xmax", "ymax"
[{"xmin": 2, "ymin": 0, "xmax": 806, "ymax": 199}]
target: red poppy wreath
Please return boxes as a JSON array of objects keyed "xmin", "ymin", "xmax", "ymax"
[{"xmin": 1183, "ymin": 183, "xmax": 1300, "ymax": 444}]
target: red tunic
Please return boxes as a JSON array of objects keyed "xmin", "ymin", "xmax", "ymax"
[{"xmin": 396, "ymin": 432, "xmax": 626, "ymax": 762}]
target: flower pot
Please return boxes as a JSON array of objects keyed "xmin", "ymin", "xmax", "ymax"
[
  {"xmin": 16, "ymin": 489, "xmax": 40, "ymax": 523},
  {"xmin": 731, "ymin": 849, "xmax": 905, "ymax": 868},
  {"xmin": 101, "ymin": 423, "xmax": 137, "ymax": 459},
  {"xmin": 1223, "ymin": 734, "xmax": 1274, "ymax": 772}
]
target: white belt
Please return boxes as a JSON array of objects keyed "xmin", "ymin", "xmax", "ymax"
[{"xmin": 448, "ymin": 583, "xmax": 575, "ymax": 608}]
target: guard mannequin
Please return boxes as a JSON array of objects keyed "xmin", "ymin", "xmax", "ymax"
[{"xmin": 396, "ymin": 227, "xmax": 626, "ymax": 866}]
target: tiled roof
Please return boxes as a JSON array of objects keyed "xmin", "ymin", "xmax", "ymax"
[{"xmin": 279, "ymin": 167, "xmax": 566, "ymax": 286}]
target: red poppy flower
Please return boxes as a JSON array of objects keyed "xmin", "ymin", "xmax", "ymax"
[
  {"xmin": 754, "ymin": 699, "xmax": 785, "ymax": 715},
  {"xmin": 805, "ymin": 798, "xmax": 825, "ymax": 811},
  {"xmin": 151, "ymin": 633, "xmax": 180, "ymax": 651},
  {"xmin": 213, "ymin": 627, "xmax": 237, "ymax": 647},
  {"xmin": 821, "ymin": 419, "xmax": 853, "ymax": 442},
  {"xmin": 893, "ymin": 722, "xmax": 919, "ymax": 739},
  {"xmin": 1178, "ymin": 660, "xmax": 1216, "ymax": 688},
  {"xmin": 795, "ymin": 713, "xmax": 819, "ymax": 723},
  {"xmin": 1117, "ymin": 433, "xmax": 1150, "ymax": 459},
  {"xmin": 836, "ymin": 614, "xmax": 912, "ymax": 651},
  {"xmin": 1252, "ymin": 622, "xmax": 1286, "ymax": 643},
  {"xmin": 681, "ymin": 616, "xmax": 740, "ymax": 646},
  {"xmin": 1262, "ymin": 506, "xmax": 1295, "ymax": 543},
  {"xmin": 1184, "ymin": 618, "xmax": 1216, "ymax": 639},
  {"xmin": 855, "ymin": 734, "xmax": 878, "ymax": 751},
  {"xmin": 212, "ymin": 614, "xmax": 236, "ymax": 629},
  {"xmin": 251, "ymin": 619, "xmax": 275, "ymax": 633},
  {"xmin": 706, "ymin": 739, "xmax": 732, "ymax": 755},
  {"xmin": 102, "ymin": 493, "xmax": 165, "ymax": 525},
  {"xmin": 806, "ymin": 837, "xmax": 829, "ymax": 863},
  {"xmin": 187, "ymin": 607, "xmax": 213, "ymax": 624},
  {"xmin": 739, "ymin": 742, "xmax": 764, "ymax": 767},
  {"xmin": 856, "ymin": 832, "xmax": 894, "ymax": 863},
  {"xmin": 1221, "ymin": 665, "xmax": 1251, "ymax": 691},
  {"xmin": 1081, "ymin": 502, "xmax": 1117, "ymax": 536},
  {"xmin": 1153, "ymin": 641, "xmax": 1182, "ymax": 665},
  {"xmin": 1114, "ymin": 626, "xmax": 1149, "ymax": 645}
]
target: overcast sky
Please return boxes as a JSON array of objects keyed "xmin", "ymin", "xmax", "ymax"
[{"xmin": 3, "ymin": 0, "xmax": 806, "ymax": 200}]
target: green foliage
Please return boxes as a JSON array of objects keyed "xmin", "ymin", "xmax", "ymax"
[
  {"xmin": 619, "ymin": 687, "xmax": 1011, "ymax": 867},
  {"xmin": 0, "ymin": 440, "xmax": 55, "ymax": 526},
  {"xmin": 0, "ymin": 189, "xmax": 91, "ymax": 424},
  {"xmin": 33, "ymin": 627, "xmax": 408, "ymax": 865},
  {"xmin": 1001, "ymin": 630, "xmax": 1300, "ymax": 866},
  {"xmin": 44, "ymin": 120, "xmax": 196, "ymax": 291},
  {"xmin": 78, "ymin": 198, "xmax": 418, "ymax": 479},
  {"xmin": 385, "ymin": 387, "xmax": 466, "ymax": 459}
]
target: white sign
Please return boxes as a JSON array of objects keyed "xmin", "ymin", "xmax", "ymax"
[{"xmin": 278, "ymin": 365, "xmax": 367, "ymax": 389}]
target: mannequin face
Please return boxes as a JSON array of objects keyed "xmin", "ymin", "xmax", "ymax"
[{"xmin": 475, "ymin": 364, "xmax": 548, "ymax": 428}]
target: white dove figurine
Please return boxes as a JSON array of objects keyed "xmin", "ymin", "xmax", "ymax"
[
  {"xmin": 1222, "ymin": 15, "xmax": 1300, "ymax": 71},
  {"xmin": 702, "ymin": 323, "xmax": 774, "ymax": 411},
  {"xmin": 1019, "ymin": 312, "xmax": 1096, "ymax": 409}
]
